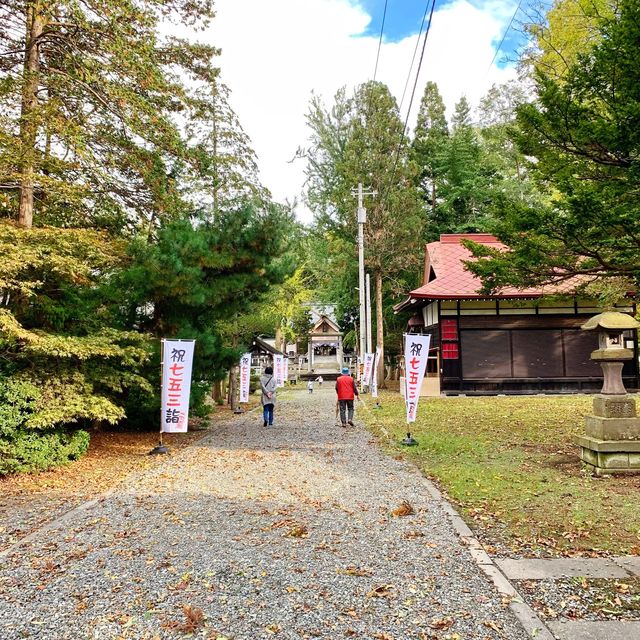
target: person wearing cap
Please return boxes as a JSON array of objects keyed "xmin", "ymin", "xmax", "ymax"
[{"xmin": 335, "ymin": 366, "xmax": 359, "ymax": 427}]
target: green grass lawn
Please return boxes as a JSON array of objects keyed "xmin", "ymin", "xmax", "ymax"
[{"xmin": 361, "ymin": 391, "xmax": 640, "ymax": 556}]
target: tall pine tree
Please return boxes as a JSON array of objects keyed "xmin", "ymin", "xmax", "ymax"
[
  {"xmin": 0, "ymin": 0, "xmax": 218, "ymax": 230},
  {"xmin": 412, "ymin": 81, "xmax": 448, "ymax": 223},
  {"xmin": 466, "ymin": 0, "xmax": 640, "ymax": 296},
  {"xmin": 304, "ymin": 82, "xmax": 424, "ymax": 383},
  {"xmin": 436, "ymin": 96, "xmax": 486, "ymax": 233},
  {"xmin": 187, "ymin": 84, "xmax": 269, "ymax": 217}
]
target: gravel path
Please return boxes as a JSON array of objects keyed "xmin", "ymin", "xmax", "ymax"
[
  {"xmin": 0, "ymin": 494, "xmax": 88, "ymax": 551},
  {"xmin": 0, "ymin": 388, "xmax": 529, "ymax": 639}
]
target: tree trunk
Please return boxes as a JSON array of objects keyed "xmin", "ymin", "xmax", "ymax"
[
  {"xmin": 274, "ymin": 325, "xmax": 283, "ymax": 352},
  {"xmin": 228, "ymin": 365, "xmax": 239, "ymax": 410},
  {"xmin": 375, "ymin": 270, "xmax": 385, "ymax": 388},
  {"xmin": 18, "ymin": 2, "xmax": 46, "ymax": 228},
  {"xmin": 212, "ymin": 93, "xmax": 218, "ymax": 215},
  {"xmin": 431, "ymin": 174, "xmax": 436, "ymax": 217},
  {"xmin": 211, "ymin": 378, "xmax": 223, "ymax": 403}
]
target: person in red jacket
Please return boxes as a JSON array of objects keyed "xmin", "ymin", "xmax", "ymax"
[{"xmin": 335, "ymin": 366, "xmax": 359, "ymax": 427}]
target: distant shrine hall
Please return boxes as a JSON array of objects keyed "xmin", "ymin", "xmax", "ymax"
[{"xmin": 307, "ymin": 315, "xmax": 343, "ymax": 373}]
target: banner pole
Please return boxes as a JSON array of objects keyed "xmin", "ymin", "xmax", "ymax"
[
  {"xmin": 150, "ymin": 338, "xmax": 169, "ymax": 455},
  {"xmin": 372, "ymin": 349, "xmax": 381, "ymax": 409},
  {"xmin": 233, "ymin": 363, "xmax": 243, "ymax": 414}
]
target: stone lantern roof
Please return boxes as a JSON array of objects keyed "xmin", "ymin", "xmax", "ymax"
[{"xmin": 581, "ymin": 311, "xmax": 640, "ymax": 331}]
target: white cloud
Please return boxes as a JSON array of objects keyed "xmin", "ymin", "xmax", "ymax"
[{"xmin": 203, "ymin": 0, "xmax": 519, "ymax": 222}]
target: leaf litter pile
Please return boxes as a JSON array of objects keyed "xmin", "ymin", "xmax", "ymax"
[
  {"xmin": 0, "ymin": 390, "xmax": 528, "ymax": 639},
  {"xmin": 0, "ymin": 430, "xmax": 208, "ymax": 552}
]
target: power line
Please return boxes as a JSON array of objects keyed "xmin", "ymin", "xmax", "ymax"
[
  {"xmin": 401, "ymin": 0, "xmax": 436, "ymax": 136},
  {"xmin": 399, "ymin": 1, "xmax": 431, "ymax": 113},
  {"xmin": 488, "ymin": 0, "xmax": 524, "ymax": 71},
  {"xmin": 372, "ymin": 0, "xmax": 389, "ymax": 81},
  {"xmin": 381, "ymin": 0, "xmax": 436, "ymax": 208}
]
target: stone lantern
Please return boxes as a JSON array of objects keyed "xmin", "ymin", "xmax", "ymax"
[{"xmin": 576, "ymin": 311, "xmax": 640, "ymax": 475}]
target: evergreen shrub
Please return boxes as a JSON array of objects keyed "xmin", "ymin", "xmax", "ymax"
[{"xmin": 0, "ymin": 379, "xmax": 89, "ymax": 475}]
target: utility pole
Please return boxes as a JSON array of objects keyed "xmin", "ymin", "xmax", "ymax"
[
  {"xmin": 365, "ymin": 272, "xmax": 372, "ymax": 354},
  {"xmin": 352, "ymin": 183, "xmax": 376, "ymax": 367}
]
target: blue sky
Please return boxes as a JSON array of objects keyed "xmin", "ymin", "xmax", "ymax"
[{"xmin": 358, "ymin": 0, "xmax": 528, "ymax": 67}]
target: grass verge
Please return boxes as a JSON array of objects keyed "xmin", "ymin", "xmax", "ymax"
[{"xmin": 361, "ymin": 391, "xmax": 640, "ymax": 556}]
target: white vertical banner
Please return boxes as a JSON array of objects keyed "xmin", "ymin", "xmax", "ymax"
[
  {"xmin": 356, "ymin": 356, "xmax": 362, "ymax": 382},
  {"xmin": 362, "ymin": 352, "xmax": 375, "ymax": 386},
  {"xmin": 283, "ymin": 357, "xmax": 289, "ymax": 384},
  {"xmin": 371, "ymin": 346, "xmax": 382, "ymax": 398},
  {"xmin": 161, "ymin": 339, "xmax": 196, "ymax": 433},
  {"xmin": 239, "ymin": 352, "xmax": 251, "ymax": 403},
  {"xmin": 274, "ymin": 354, "xmax": 285, "ymax": 387},
  {"xmin": 404, "ymin": 334, "xmax": 431, "ymax": 423}
]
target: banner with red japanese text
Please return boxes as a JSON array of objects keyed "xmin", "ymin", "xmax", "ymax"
[
  {"xmin": 161, "ymin": 339, "xmax": 195, "ymax": 433},
  {"xmin": 371, "ymin": 347, "xmax": 382, "ymax": 398},
  {"xmin": 239, "ymin": 352, "xmax": 251, "ymax": 403},
  {"xmin": 283, "ymin": 357, "xmax": 289, "ymax": 384},
  {"xmin": 403, "ymin": 334, "xmax": 430, "ymax": 423},
  {"xmin": 274, "ymin": 354, "xmax": 285, "ymax": 387},
  {"xmin": 362, "ymin": 352, "xmax": 375, "ymax": 386}
]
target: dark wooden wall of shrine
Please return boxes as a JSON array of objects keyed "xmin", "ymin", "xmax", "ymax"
[{"xmin": 438, "ymin": 314, "xmax": 639, "ymax": 394}]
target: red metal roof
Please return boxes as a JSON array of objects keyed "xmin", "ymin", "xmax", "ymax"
[{"xmin": 410, "ymin": 234, "xmax": 576, "ymax": 300}]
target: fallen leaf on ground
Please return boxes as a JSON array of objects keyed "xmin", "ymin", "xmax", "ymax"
[
  {"xmin": 367, "ymin": 584, "xmax": 394, "ymax": 598},
  {"xmin": 615, "ymin": 582, "xmax": 631, "ymax": 593},
  {"xmin": 338, "ymin": 566, "xmax": 372, "ymax": 577},
  {"xmin": 162, "ymin": 604, "xmax": 205, "ymax": 633},
  {"xmin": 429, "ymin": 616, "xmax": 454, "ymax": 630},
  {"xmin": 392, "ymin": 501, "xmax": 415, "ymax": 517},
  {"xmin": 404, "ymin": 530, "xmax": 425, "ymax": 539},
  {"xmin": 286, "ymin": 524, "xmax": 308, "ymax": 538},
  {"xmin": 483, "ymin": 619, "xmax": 502, "ymax": 633}
]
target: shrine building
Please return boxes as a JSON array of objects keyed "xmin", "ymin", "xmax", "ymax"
[{"xmin": 395, "ymin": 234, "xmax": 639, "ymax": 395}]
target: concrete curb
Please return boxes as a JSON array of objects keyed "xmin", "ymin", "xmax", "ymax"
[{"xmin": 422, "ymin": 477, "xmax": 556, "ymax": 640}]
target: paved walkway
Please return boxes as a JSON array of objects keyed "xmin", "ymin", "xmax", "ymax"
[
  {"xmin": 496, "ymin": 558, "xmax": 640, "ymax": 639},
  {"xmin": 497, "ymin": 556, "xmax": 640, "ymax": 580},
  {"xmin": 0, "ymin": 388, "xmax": 532, "ymax": 640}
]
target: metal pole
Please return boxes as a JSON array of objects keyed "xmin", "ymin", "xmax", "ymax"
[
  {"xmin": 365, "ymin": 272, "xmax": 372, "ymax": 354},
  {"xmin": 159, "ymin": 338, "xmax": 164, "ymax": 446}
]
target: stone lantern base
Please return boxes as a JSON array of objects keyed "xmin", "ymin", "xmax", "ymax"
[{"xmin": 575, "ymin": 395, "xmax": 640, "ymax": 475}]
